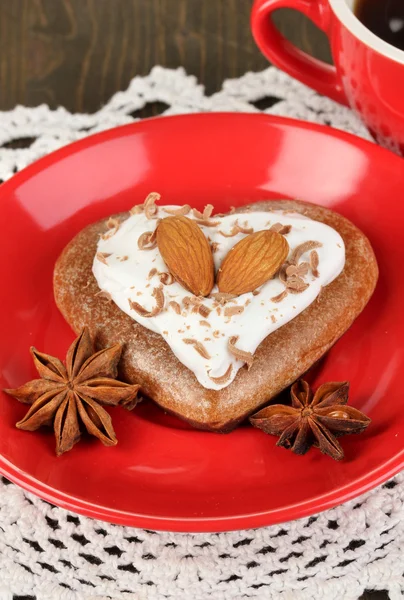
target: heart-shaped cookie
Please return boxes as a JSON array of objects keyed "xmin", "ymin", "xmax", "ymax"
[{"xmin": 53, "ymin": 199, "xmax": 378, "ymax": 431}]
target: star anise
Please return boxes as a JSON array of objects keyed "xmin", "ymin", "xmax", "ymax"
[
  {"xmin": 250, "ymin": 380, "xmax": 371, "ymax": 460},
  {"xmin": 4, "ymin": 328, "xmax": 140, "ymax": 456}
]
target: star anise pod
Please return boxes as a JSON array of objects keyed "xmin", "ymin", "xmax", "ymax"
[
  {"xmin": 4, "ymin": 328, "xmax": 140, "ymax": 456},
  {"xmin": 250, "ymin": 380, "xmax": 371, "ymax": 460}
]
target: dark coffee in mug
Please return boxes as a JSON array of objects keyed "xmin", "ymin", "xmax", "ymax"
[{"xmin": 354, "ymin": 0, "xmax": 404, "ymax": 51}]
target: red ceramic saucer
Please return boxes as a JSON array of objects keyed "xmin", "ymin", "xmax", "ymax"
[{"xmin": 0, "ymin": 114, "xmax": 403, "ymax": 532}]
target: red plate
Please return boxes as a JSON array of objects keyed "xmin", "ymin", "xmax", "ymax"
[{"xmin": 0, "ymin": 114, "xmax": 403, "ymax": 532}]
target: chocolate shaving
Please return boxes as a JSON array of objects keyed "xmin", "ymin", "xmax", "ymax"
[
  {"xmin": 278, "ymin": 255, "xmax": 312, "ymax": 295},
  {"xmin": 218, "ymin": 219, "xmax": 253, "ymax": 238},
  {"xmin": 286, "ymin": 262, "xmax": 309, "ymax": 278},
  {"xmin": 159, "ymin": 272, "xmax": 174, "ymax": 285},
  {"xmin": 210, "ymin": 292, "xmax": 237, "ymax": 304},
  {"xmin": 252, "ymin": 290, "xmax": 260, "ymax": 296},
  {"xmin": 198, "ymin": 304, "xmax": 211, "ymax": 318},
  {"xmin": 310, "ymin": 250, "xmax": 320, "ymax": 277},
  {"xmin": 182, "ymin": 296, "xmax": 192, "ymax": 309},
  {"xmin": 218, "ymin": 227, "xmax": 238, "ymax": 238},
  {"xmin": 199, "ymin": 320, "xmax": 211, "ymax": 327},
  {"xmin": 183, "ymin": 339, "xmax": 211, "ymax": 360},
  {"xmin": 211, "ymin": 242, "xmax": 220, "ymax": 253},
  {"xmin": 271, "ymin": 314, "xmax": 276, "ymax": 324},
  {"xmin": 194, "ymin": 219, "xmax": 220, "ymax": 227},
  {"xmin": 164, "ymin": 205, "xmax": 191, "ymax": 216},
  {"xmin": 279, "ymin": 266, "xmax": 288, "ymax": 286},
  {"xmin": 290, "ymin": 241, "xmax": 322, "ymax": 265},
  {"xmin": 287, "ymin": 277, "xmax": 309, "ymax": 293},
  {"xmin": 182, "ymin": 296, "xmax": 205, "ymax": 313},
  {"xmin": 270, "ymin": 223, "xmax": 292, "ymax": 235},
  {"xmin": 228, "ymin": 335, "xmax": 254, "ymax": 369},
  {"xmin": 169, "ymin": 301, "xmax": 181, "ymax": 314},
  {"xmin": 236, "ymin": 220, "xmax": 254, "ymax": 234},
  {"xmin": 203, "ymin": 204, "xmax": 214, "ymax": 219},
  {"xmin": 129, "ymin": 204, "xmax": 144, "ymax": 215},
  {"xmin": 192, "ymin": 205, "xmax": 214, "ymax": 220},
  {"xmin": 129, "ymin": 287, "xmax": 164, "ymax": 317},
  {"xmin": 144, "ymin": 192, "xmax": 160, "ymax": 219},
  {"xmin": 95, "ymin": 290, "xmax": 112, "ymax": 302},
  {"xmin": 224, "ymin": 305, "xmax": 244, "ymax": 318},
  {"xmin": 96, "ymin": 252, "xmax": 112, "ymax": 265},
  {"xmin": 192, "ymin": 208, "xmax": 204, "ymax": 219},
  {"xmin": 208, "ymin": 365, "xmax": 233, "ymax": 385},
  {"xmin": 138, "ymin": 230, "xmax": 157, "ymax": 250},
  {"xmin": 271, "ymin": 290, "xmax": 288, "ymax": 303},
  {"xmin": 148, "ymin": 268, "xmax": 158, "ymax": 279},
  {"xmin": 213, "ymin": 330, "xmax": 221, "ymax": 338},
  {"xmin": 107, "ymin": 216, "xmax": 119, "ymax": 229},
  {"xmin": 237, "ymin": 225, "xmax": 253, "ymax": 235},
  {"xmin": 102, "ymin": 217, "xmax": 120, "ymax": 240},
  {"xmin": 119, "ymin": 255, "xmax": 129, "ymax": 262}
]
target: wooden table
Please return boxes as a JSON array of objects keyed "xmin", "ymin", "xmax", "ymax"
[
  {"xmin": 0, "ymin": 0, "xmax": 332, "ymax": 114},
  {"xmin": 0, "ymin": 2, "xmax": 390, "ymax": 599}
]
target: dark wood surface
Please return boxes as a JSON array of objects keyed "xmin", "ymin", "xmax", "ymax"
[
  {"xmin": 0, "ymin": 0, "xmax": 332, "ymax": 114},
  {"xmin": 0, "ymin": 2, "xmax": 391, "ymax": 598}
]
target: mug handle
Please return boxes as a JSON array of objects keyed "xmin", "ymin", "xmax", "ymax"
[{"xmin": 251, "ymin": 0, "xmax": 348, "ymax": 105}]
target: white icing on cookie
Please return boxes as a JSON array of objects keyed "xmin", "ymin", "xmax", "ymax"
[{"xmin": 93, "ymin": 206, "xmax": 345, "ymax": 390}]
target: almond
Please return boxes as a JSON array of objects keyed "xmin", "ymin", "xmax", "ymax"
[
  {"xmin": 156, "ymin": 216, "xmax": 214, "ymax": 297},
  {"xmin": 217, "ymin": 230, "xmax": 289, "ymax": 296}
]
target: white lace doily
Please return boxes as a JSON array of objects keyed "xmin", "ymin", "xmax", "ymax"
[{"xmin": 0, "ymin": 67, "xmax": 402, "ymax": 600}]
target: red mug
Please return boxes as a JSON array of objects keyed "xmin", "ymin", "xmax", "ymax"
[{"xmin": 251, "ymin": 0, "xmax": 404, "ymax": 154}]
